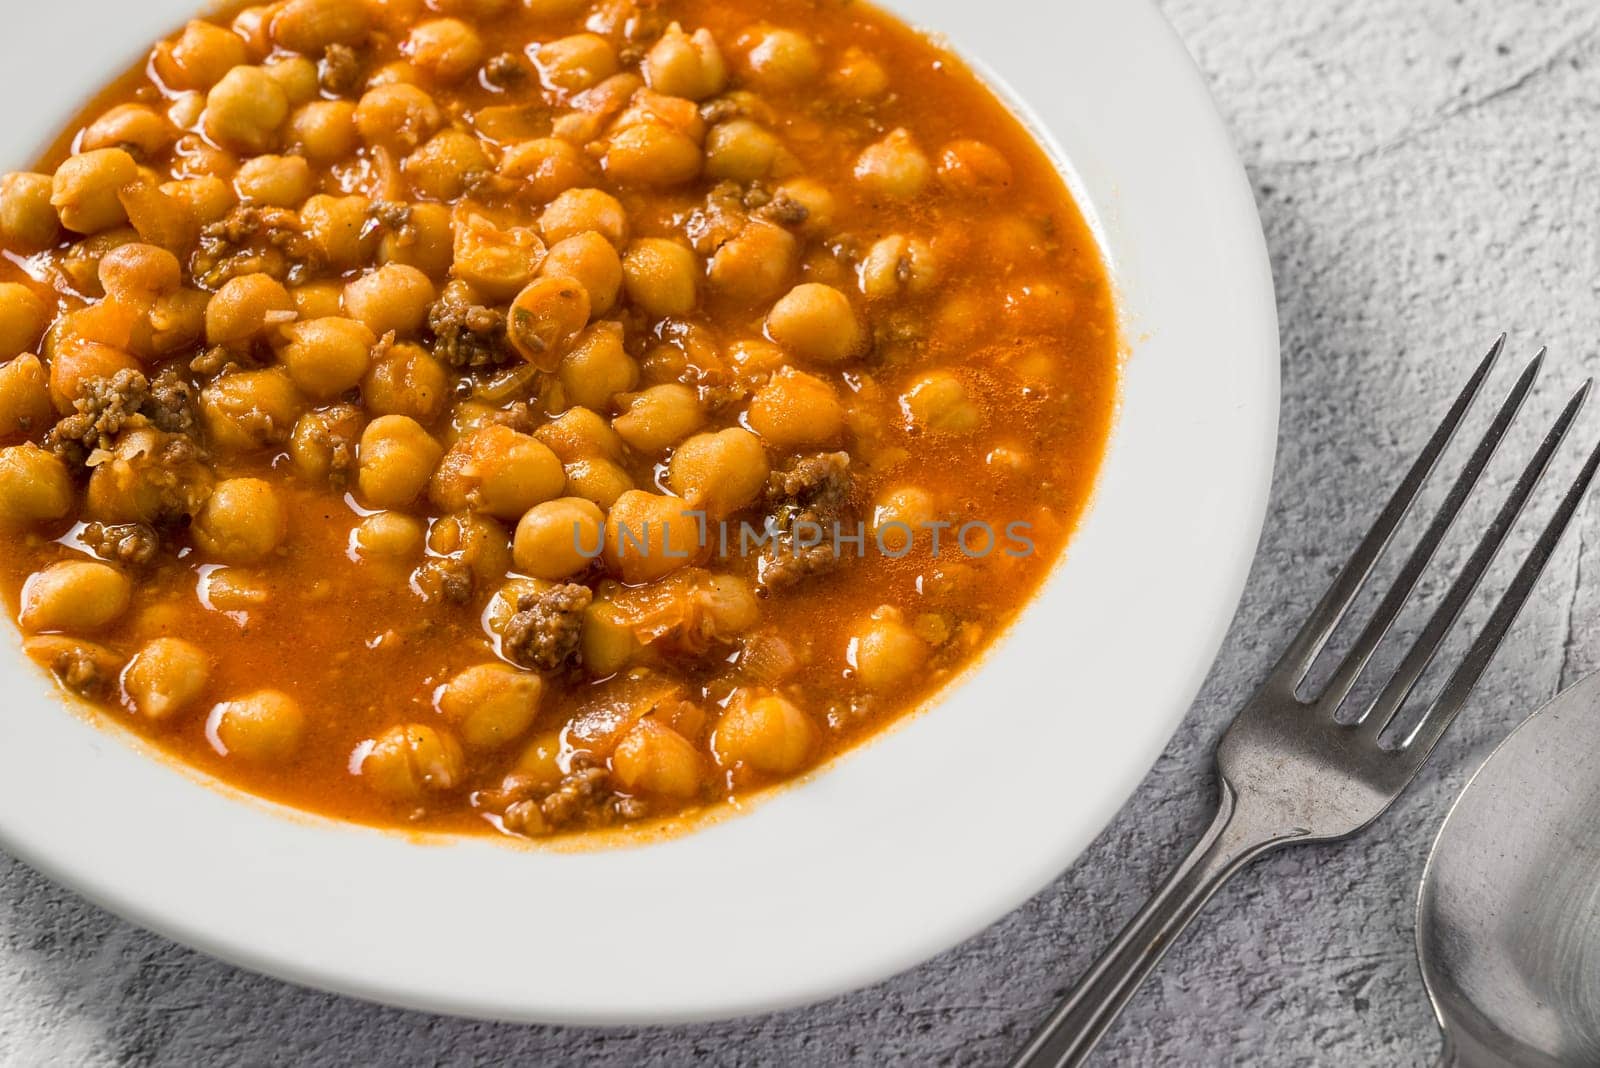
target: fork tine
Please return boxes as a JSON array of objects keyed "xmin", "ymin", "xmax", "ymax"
[
  {"xmin": 1355, "ymin": 379, "xmax": 1591, "ymax": 741},
  {"xmin": 1270, "ymin": 336, "xmax": 1506, "ymax": 687},
  {"xmin": 1402, "ymin": 427, "xmax": 1600, "ymax": 757},
  {"xmin": 1316, "ymin": 351, "xmax": 1541, "ymax": 716}
]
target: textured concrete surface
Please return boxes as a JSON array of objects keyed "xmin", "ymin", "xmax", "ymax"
[{"xmin": 5, "ymin": 0, "xmax": 1600, "ymax": 1064}]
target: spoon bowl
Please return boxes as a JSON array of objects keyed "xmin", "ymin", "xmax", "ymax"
[{"xmin": 1418, "ymin": 671, "xmax": 1600, "ymax": 1066}]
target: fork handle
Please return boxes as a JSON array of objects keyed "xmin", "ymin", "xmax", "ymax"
[{"xmin": 1009, "ymin": 780, "xmax": 1290, "ymax": 1068}]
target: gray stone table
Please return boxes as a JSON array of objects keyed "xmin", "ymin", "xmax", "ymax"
[{"xmin": 6, "ymin": 0, "xmax": 1600, "ymax": 1063}]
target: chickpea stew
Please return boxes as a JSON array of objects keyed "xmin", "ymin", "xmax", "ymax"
[{"xmin": 0, "ymin": 0, "xmax": 1117, "ymax": 840}]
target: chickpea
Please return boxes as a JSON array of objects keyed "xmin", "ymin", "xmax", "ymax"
[
  {"xmin": 426, "ymin": 509, "xmax": 512, "ymax": 587},
  {"xmin": 123, "ymin": 638, "xmax": 211, "ymax": 721},
  {"xmin": 290, "ymin": 403, "xmax": 364, "ymax": 485},
  {"xmin": 563, "ymin": 457, "xmax": 633, "ymax": 510},
  {"xmin": 405, "ymin": 18, "xmax": 484, "ymax": 82},
  {"xmin": 404, "ymin": 129, "xmax": 492, "ymax": 201},
  {"xmin": 430, "ymin": 424, "xmax": 565, "ymax": 519},
  {"xmin": 556, "ymin": 320, "xmax": 635, "ymax": 411},
  {"xmin": 831, "ymin": 46, "xmax": 890, "ymax": 101},
  {"xmin": 513, "ymin": 497, "xmax": 605, "ymax": 580},
  {"xmin": 0, "ymin": 173, "xmax": 63, "ymax": 251},
  {"xmin": 166, "ymin": 134, "xmax": 238, "ymax": 183},
  {"xmin": 209, "ymin": 690, "xmax": 305, "ymax": 762},
  {"xmin": 667, "ymin": 428, "xmax": 768, "ymax": 519},
  {"xmin": 428, "ymin": 0, "xmax": 512, "ymax": 16},
  {"xmin": 603, "ymin": 490, "xmax": 703, "ymax": 583},
  {"xmin": 537, "ymin": 404, "xmax": 624, "ymax": 462},
  {"xmin": 539, "ymin": 188, "xmax": 627, "ymax": 248},
  {"xmin": 47, "ymin": 342, "xmax": 139, "ymax": 415},
  {"xmin": 612, "ymin": 383, "xmax": 704, "ymax": 454},
  {"xmin": 360, "ymin": 723, "xmax": 464, "ymax": 800},
  {"xmin": 541, "ymin": 232, "xmax": 623, "ymax": 317},
  {"xmin": 901, "ymin": 370, "xmax": 981, "ymax": 434},
  {"xmin": 354, "ymin": 83, "xmax": 443, "ymax": 152},
  {"xmin": 713, "ymin": 691, "xmax": 817, "ymax": 774},
  {"xmin": 204, "ymin": 67, "xmax": 290, "ymax": 155},
  {"xmin": 602, "ymin": 124, "xmax": 702, "ymax": 187},
  {"xmin": 206, "ymin": 273, "xmax": 296, "ymax": 346},
  {"xmin": 368, "ymin": 0, "xmax": 425, "ymax": 28},
  {"xmin": 746, "ymin": 368, "xmax": 845, "ymax": 449},
  {"xmin": 229, "ymin": 155, "xmax": 313, "ymax": 210},
  {"xmin": 498, "ymin": 138, "xmax": 591, "ymax": 203},
  {"xmin": 938, "ymin": 139, "xmax": 1014, "ymax": 195},
  {"xmin": 524, "ymin": 0, "xmax": 587, "ymax": 16},
  {"xmin": 860, "ymin": 234, "xmax": 938, "ymax": 300},
  {"xmin": 155, "ymin": 21, "xmax": 249, "ymax": 91},
  {"xmin": 708, "ymin": 221, "xmax": 796, "ymax": 305},
  {"xmin": 0, "ymin": 285, "xmax": 48, "ymax": 361},
  {"xmin": 986, "ymin": 442, "xmax": 1031, "ymax": 476},
  {"xmin": 506, "ymin": 276, "xmax": 589, "ymax": 369},
  {"xmin": 289, "ymin": 100, "xmax": 359, "ymax": 164},
  {"xmin": 0, "ymin": 357, "xmax": 53, "ymax": 439},
  {"xmin": 300, "ymin": 193, "xmax": 377, "ymax": 270},
  {"xmin": 271, "ymin": 0, "xmax": 372, "ymax": 54},
  {"xmin": 290, "ymin": 281, "xmax": 345, "ymax": 321},
  {"xmin": 194, "ymin": 478, "xmax": 288, "ymax": 564},
  {"xmin": 0, "ymin": 444, "xmax": 72, "ymax": 523},
  {"xmin": 166, "ymin": 90, "xmax": 206, "ymax": 130},
  {"xmin": 765, "ymin": 283, "xmax": 865, "ymax": 364},
  {"xmin": 612, "ymin": 718, "xmax": 703, "ymax": 798},
  {"xmin": 576, "ymin": 591, "xmax": 637, "ymax": 677},
  {"xmin": 358, "ymin": 414, "xmax": 444, "ymax": 508},
  {"xmin": 362, "ymin": 341, "xmax": 449, "ymax": 423},
  {"xmin": 535, "ymin": 34, "xmax": 618, "ymax": 93},
  {"xmin": 378, "ymin": 202, "xmax": 454, "ymax": 276},
  {"xmin": 437, "ymin": 663, "xmax": 542, "ymax": 751},
  {"xmin": 742, "ymin": 27, "xmax": 820, "ymax": 91},
  {"xmin": 278, "ymin": 317, "xmax": 374, "ymax": 399},
  {"xmin": 773, "ymin": 177, "xmax": 835, "ymax": 237},
  {"xmin": 160, "ymin": 175, "xmax": 236, "ymax": 226},
  {"xmin": 98, "ymin": 244, "xmax": 181, "ymax": 300},
  {"xmin": 643, "ymin": 23, "xmax": 727, "ymax": 100},
  {"xmin": 200, "ymin": 368, "xmax": 304, "ymax": 451},
  {"xmin": 343, "ymin": 264, "xmax": 436, "ymax": 337},
  {"xmin": 265, "ymin": 56, "xmax": 321, "ymax": 106},
  {"xmin": 849, "ymin": 606, "xmax": 929, "ymax": 690},
  {"xmin": 81, "ymin": 104, "xmax": 174, "ymax": 159},
  {"xmin": 704, "ymin": 120, "xmax": 782, "ymax": 182},
  {"xmin": 351, "ymin": 510, "xmax": 425, "ymax": 562},
  {"xmin": 621, "ymin": 239, "xmax": 699, "ymax": 319},
  {"xmin": 451, "ymin": 212, "xmax": 546, "ymax": 300},
  {"xmin": 872, "ymin": 485, "xmax": 937, "ymax": 548},
  {"xmin": 855, "ymin": 128, "xmax": 931, "ymax": 200},
  {"xmin": 50, "ymin": 149, "xmax": 138, "ymax": 235},
  {"xmin": 202, "ymin": 568, "xmax": 270, "ymax": 614},
  {"xmin": 368, "ymin": 60, "xmax": 421, "ymax": 87},
  {"xmin": 85, "ymin": 426, "xmax": 214, "ymax": 524},
  {"xmin": 19, "ymin": 560, "xmax": 131, "ymax": 633}
]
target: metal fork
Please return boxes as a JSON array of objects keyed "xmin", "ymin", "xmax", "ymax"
[{"xmin": 1010, "ymin": 338, "xmax": 1600, "ymax": 1067}]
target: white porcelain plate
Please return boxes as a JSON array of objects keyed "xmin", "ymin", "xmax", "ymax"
[{"xmin": 0, "ymin": 0, "xmax": 1278, "ymax": 1024}]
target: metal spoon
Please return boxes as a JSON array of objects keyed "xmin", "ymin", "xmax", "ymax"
[{"xmin": 1417, "ymin": 671, "xmax": 1600, "ymax": 1067}]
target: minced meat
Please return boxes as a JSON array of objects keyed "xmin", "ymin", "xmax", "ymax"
[
  {"xmin": 192, "ymin": 205, "xmax": 321, "ymax": 288},
  {"xmin": 483, "ymin": 52, "xmax": 526, "ymax": 87},
  {"xmin": 44, "ymin": 367, "xmax": 198, "ymax": 469},
  {"xmin": 503, "ymin": 583, "xmax": 593, "ymax": 671},
  {"xmin": 428, "ymin": 294, "xmax": 515, "ymax": 370},
  {"xmin": 760, "ymin": 451, "xmax": 854, "ymax": 591},
  {"xmin": 319, "ymin": 44, "xmax": 363, "ymax": 96},
  {"xmin": 80, "ymin": 522, "xmax": 160, "ymax": 566}
]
